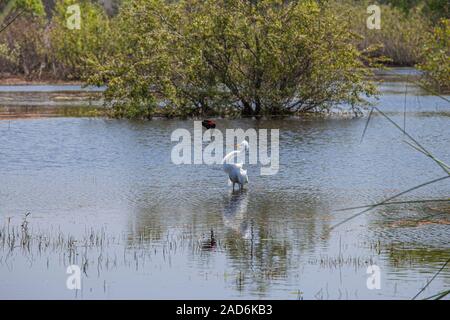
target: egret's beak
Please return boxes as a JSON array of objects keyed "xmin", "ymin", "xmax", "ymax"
[{"xmin": 235, "ymin": 143, "xmax": 241, "ymax": 148}]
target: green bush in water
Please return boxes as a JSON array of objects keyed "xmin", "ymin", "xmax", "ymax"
[{"xmin": 87, "ymin": 0, "xmax": 379, "ymax": 119}]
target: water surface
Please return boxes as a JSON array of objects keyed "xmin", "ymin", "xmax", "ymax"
[{"xmin": 0, "ymin": 70, "xmax": 449, "ymax": 299}]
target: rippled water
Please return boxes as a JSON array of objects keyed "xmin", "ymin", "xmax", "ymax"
[{"xmin": 0, "ymin": 70, "xmax": 449, "ymax": 299}]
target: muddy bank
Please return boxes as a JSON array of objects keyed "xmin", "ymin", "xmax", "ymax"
[
  {"xmin": 0, "ymin": 105, "xmax": 106, "ymax": 120},
  {"xmin": 0, "ymin": 83, "xmax": 106, "ymax": 119},
  {"xmin": 0, "ymin": 74, "xmax": 82, "ymax": 86}
]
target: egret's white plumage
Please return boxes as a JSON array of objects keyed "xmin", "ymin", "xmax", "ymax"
[{"xmin": 222, "ymin": 141, "xmax": 249, "ymax": 191}]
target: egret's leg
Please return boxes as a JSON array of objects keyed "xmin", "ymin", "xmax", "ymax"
[{"xmin": 232, "ymin": 183, "xmax": 235, "ymax": 191}]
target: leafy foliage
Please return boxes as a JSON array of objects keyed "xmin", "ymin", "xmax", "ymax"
[
  {"xmin": 15, "ymin": 0, "xmax": 46, "ymax": 15},
  {"xmin": 1, "ymin": 0, "xmax": 446, "ymax": 115},
  {"xmin": 0, "ymin": 0, "xmax": 110, "ymax": 80},
  {"xmin": 88, "ymin": 0, "xmax": 378, "ymax": 118},
  {"xmin": 418, "ymin": 19, "xmax": 450, "ymax": 93},
  {"xmin": 330, "ymin": 0, "xmax": 430, "ymax": 66},
  {"xmin": 49, "ymin": 0, "xmax": 111, "ymax": 79},
  {"xmin": 380, "ymin": 0, "xmax": 449, "ymax": 21},
  {"xmin": 0, "ymin": 0, "xmax": 47, "ymax": 78}
]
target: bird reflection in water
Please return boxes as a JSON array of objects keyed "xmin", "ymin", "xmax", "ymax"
[
  {"xmin": 223, "ymin": 190, "xmax": 253, "ymax": 240},
  {"xmin": 201, "ymin": 229, "xmax": 217, "ymax": 251},
  {"xmin": 200, "ymin": 190, "xmax": 254, "ymax": 252}
]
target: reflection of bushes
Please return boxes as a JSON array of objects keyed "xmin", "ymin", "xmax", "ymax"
[{"xmin": 223, "ymin": 227, "xmax": 291, "ymax": 293}]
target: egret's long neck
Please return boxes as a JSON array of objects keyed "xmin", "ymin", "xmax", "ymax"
[{"xmin": 222, "ymin": 150, "xmax": 240, "ymax": 164}]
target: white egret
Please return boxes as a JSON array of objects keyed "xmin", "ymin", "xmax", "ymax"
[{"xmin": 222, "ymin": 140, "xmax": 249, "ymax": 191}]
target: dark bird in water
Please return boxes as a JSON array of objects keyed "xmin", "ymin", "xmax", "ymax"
[
  {"xmin": 202, "ymin": 119, "xmax": 216, "ymax": 130},
  {"xmin": 201, "ymin": 229, "xmax": 217, "ymax": 251}
]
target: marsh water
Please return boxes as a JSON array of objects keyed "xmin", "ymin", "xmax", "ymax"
[{"xmin": 0, "ymin": 69, "xmax": 449, "ymax": 299}]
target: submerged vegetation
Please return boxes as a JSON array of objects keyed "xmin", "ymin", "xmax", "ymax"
[{"xmin": 0, "ymin": 0, "xmax": 449, "ymax": 118}]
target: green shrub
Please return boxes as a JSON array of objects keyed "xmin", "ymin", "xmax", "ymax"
[
  {"xmin": 49, "ymin": 0, "xmax": 111, "ymax": 79},
  {"xmin": 329, "ymin": 0, "xmax": 430, "ymax": 66},
  {"xmin": 418, "ymin": 19, "xmax": 450, "ymax": 93},
  {"xmin": 0, "ymin": 0, "xmax": 47, "ymax": 79},
  {"xmin": 87, "ymin": 0, "xmax": 378, "ymax": 119}
]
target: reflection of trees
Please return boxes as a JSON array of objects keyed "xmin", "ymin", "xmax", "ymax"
[
  {"xmin": 221, "ymin": 190, "xmax": 330, "ymax": 294},
  {"xmin": 126, "ymin": 183, "xmax": 332, "ymax": 295},
  {"xmin": 222, "ymin": 191, "xmax": 251, "ymax": 239},
  {"xmin": 125, "ymin": 191, "xmax": 166, "ymax": 245}
]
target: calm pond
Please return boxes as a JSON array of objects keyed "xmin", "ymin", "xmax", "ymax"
[{"xmin": 0, "ymin": 69, "xmax": 449, "ymax": 299}]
